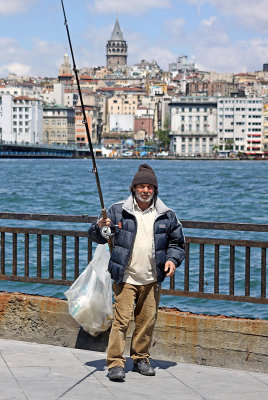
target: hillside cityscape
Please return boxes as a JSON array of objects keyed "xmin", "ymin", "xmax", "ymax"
[{"xmin": 0, "ymin": 17, "xmax": 268, "ymax": 158}]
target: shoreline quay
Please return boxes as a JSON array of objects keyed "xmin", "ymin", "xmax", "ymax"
[
  {"xmin": 1, "ymin": 291, "xmax": 267, "ymax": 373},
  {"xmin": 0, "ymin": 154, "xmax": 268, "ymax": 161}
]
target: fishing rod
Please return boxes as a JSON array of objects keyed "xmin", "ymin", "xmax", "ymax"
[{"xmin": 60, "ymin": 0, "xmax": 113, "ymax": 254}]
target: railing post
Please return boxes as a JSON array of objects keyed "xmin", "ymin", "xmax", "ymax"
[
  {"xmin": 74, "ymin": 236, "xmax": 79, "ymax": 279},
  {"xmin": 24, "ymin": 233, "xmax": 29, "ymax": 277},
  {"xmin": 199, "ymin": 244, "xmax": 204, "ymax": 292},
  {"xmin": 214, "ymin": 244, "xmax": 219, "ymax": 294},
  {"xmin": 13, "ymin": 233, "xmax": 17, "ymax": 276},
  {"xmin": 37, "ymin": 234, "xmax": 41, "ymax": 278},
  {"xmin": 261, "ymin": 248, "xmax": 266, "ymax": 298},
  {"xmin": 245, "ymin": 247, "xmax": 250, "ymax": 297},
  {"xmin": 88, "ymin": 236, "xmax": 92, "ymax": 265},
  {"xmin": 49, "ymin": 235, "xmax": 54, "ymax": 279},
  {"xmin": 229, "ymin": 245, "xmax": 235, "ymax": 295},
  {"xmin": 62, "ymin": 236, "xmax": 66, "ymax": 281},
  {"xmin": 1, "ymin": 232, "xmax": 5, "ymax": 275},
  {"xmin": 184, "ymin": 242, "xmax": 189, "ymax": 291}
]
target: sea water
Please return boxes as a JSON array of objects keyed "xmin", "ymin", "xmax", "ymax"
[{"xmin": 0, "ymin": 158, "xmax": 267, "ymax": 319}]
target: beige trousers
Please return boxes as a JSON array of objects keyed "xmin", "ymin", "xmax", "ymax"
[{"xmin": 107, "ymin": 281, "xmax": 161, "ymax": 369}]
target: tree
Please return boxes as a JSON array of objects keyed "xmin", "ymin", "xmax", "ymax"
[
  {"xmin": 156, "ymin": 118, "xmax": 170, "ymax": 150},
  {"xmin": 224, "ymin": 139, "xmax": 234, "ymax": 151}
]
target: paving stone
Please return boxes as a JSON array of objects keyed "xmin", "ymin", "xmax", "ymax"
[{"xmin": 1, "ymin": 338, "xmax": 267, "ymax": 400}]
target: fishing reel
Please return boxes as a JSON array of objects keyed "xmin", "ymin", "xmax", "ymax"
[{"xmin": 101, "ymin": 225, "xmax": 113, "ymax": 239}]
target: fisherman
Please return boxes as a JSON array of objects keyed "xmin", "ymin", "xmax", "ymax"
[{"xmin": 88, "ymin": 164, "xmax": 185, "ymax": 382}]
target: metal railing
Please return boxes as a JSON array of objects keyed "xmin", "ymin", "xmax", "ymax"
[{"xmin": 0, "ymin": 213, "xmax": 267, "ymax": 305}]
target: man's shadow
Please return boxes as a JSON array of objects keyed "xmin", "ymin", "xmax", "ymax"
[{"xmin": 75, "ymin": 327, "xmax": 177, "ymax": 372}]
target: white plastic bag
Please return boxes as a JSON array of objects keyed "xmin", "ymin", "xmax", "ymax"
[{"xmin": 65, "ymin": 243, "xmax": 113, "ymax": 336}]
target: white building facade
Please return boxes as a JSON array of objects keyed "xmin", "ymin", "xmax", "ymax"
[
  {"xmin": 41, "ymin": 83, "xmax": 76, "ymax": 107},
  {"xmin": 0, "ymin": 94, "xmax": 43, "ymax": 144},
  {"xmin": 169, "ymin": 97, "xmax": 218, "ymax": 156},
  {"xmin": 217, "ymin": 97, "xmax": 263, "ymax": 154}
]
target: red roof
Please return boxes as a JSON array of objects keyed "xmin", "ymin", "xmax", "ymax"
[
  {"xmin": 80, "ymin": 75, "xmax": 94, "ymax": 80},
  {"xmin": 58, "ymin": 73, "xmax": 73, "ymax": 77},
  {"xmin": 13, "ymin": 96, "xmax": 39, "ymax": 101}
]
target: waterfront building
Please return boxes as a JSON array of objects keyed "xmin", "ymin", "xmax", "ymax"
[
  {"xmin": 134, "ymin": 107, "xmax": 154, "ymax": 142},
  {"xmin": 169, "ymin": 97, "xmax": 218, "ymax": 156},
  {"xmin": 217, "ymin": 97, "xmax": 263, "ymax": 155},
  {"xmin": 106, "ymin": 17, "xmax": 128, "ymax": 72},
  {"xmin": 262, "ymin": 101, "xmax": 268, "ymax": 155},
  {"xmin": 43, "ymin": 103, "xmax": 75, "ymax": 145},
  {"xmin": 75, "ymin": 107, "xmax": 93, "ymax": 146},
  {"xmin": 0, "ymin": 94, "xmax": 43, "ymax": 144}
]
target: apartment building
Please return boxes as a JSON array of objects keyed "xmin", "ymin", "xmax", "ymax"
[
  {"xmin": 262, "ymin": 101, "xmax": 268, "ymax": 155},
  {"xmin": 186, "ymin": 81, "xmax": 241, "ymax": 97},
  {"xmin": 0, "ymin": 94, "xmax": 43, "ymax": 144},
  {"xmin": 107, "ymin": 93, "xmax": 139, "ymax": 115},
  {"xmin": 169, "ymin": 97, "xmax": 217, "ymax": 156},
  {"xmin": 74, "ymin": 106, "xmax": 103, "ymax": 145},
  {"xmin": 217, "ymin": 97, "xmax": 263, "ymax": 154},
  {"xmin": 43, "ymin": 103, "xmax": 75, "ymax": 145},
  {"xmin": 42, "ymin": 83, "xmax": 78, "ymax": 108}
]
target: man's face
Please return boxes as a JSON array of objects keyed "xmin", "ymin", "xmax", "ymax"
[{"xmin": 135, "ymin": 184, "xmax": 155, "ymax": 203}]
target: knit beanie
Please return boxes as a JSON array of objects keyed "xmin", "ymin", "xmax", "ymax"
[{"xmin": 131, "ymin": 164, "xmax": 158, "ymax": 188}]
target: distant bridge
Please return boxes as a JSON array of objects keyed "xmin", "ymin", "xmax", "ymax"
[{"xmin": 0, "ymin": 142, "xmax": 102, "ymax": 158}]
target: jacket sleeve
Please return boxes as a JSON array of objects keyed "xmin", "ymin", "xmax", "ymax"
[
  {"xmin": 88, "ymin": 216, "xmax": 107, "ymax": 244},
  {"xmin": 166, "ymin": 213, "xmax": 185, "ymax": 268}
]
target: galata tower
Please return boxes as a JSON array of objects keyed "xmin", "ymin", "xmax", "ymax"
[{"xmin": 106, "ymin": 17, "xmax": 128, "ymax": 71}]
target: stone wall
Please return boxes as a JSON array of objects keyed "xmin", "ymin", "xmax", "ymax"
[{"xmin": 0, "ymin": 292, "xmax": 267, "ymax": 373}]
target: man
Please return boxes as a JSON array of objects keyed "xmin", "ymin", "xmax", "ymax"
[{"xmin": 88, "ymin": 164, "xmax": 185, "ymax": 382}]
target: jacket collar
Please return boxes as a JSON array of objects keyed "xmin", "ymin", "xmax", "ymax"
[{"xmin": 122, "ymin": 194, "xmax": 170, "ymax": 216}]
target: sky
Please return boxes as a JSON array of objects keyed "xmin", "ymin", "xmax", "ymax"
[{"xmin": 0, "ymin": 0, "xmax": 268, "ymax": 77}]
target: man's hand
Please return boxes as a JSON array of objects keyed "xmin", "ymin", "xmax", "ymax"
[
  {"xmin": 164, "ymin": 260, "xmax": 176, "ymax": 277},
  {"xmin": 97, "ymin": 217, "xmax": 111, "ymax": 229}
]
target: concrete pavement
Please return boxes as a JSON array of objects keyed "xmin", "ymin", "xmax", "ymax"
[{"xmin": 0, "ymin": 338, "xmax": 267, "ymax": 400}]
